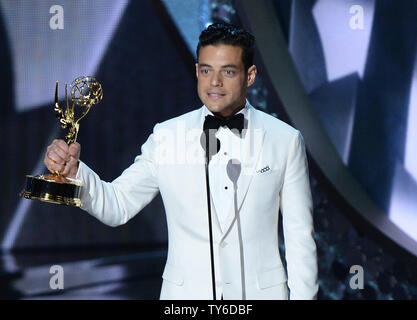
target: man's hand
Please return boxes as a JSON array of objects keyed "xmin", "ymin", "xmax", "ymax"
[{"xmin": 44, "ymin": 139, "xmax": 81, "ymax": 179}]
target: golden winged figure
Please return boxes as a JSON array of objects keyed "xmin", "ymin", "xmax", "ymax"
[{"xmin": 54, "ymin": 76, "xmax": 103, "ymax": 144}]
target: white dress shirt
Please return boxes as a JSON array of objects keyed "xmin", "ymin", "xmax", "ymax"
[{"xmin": 202, "ymin": 103, "xmax": 249, "ymax": 232}]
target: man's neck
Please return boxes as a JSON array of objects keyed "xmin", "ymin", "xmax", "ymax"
[{"xmin": 213, "ymin": 102, "xmax": 246, "ymax": 120}]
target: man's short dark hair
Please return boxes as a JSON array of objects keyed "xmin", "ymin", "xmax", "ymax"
[{"xmin": 196, "ymin": 22, "xmax": 255, "ymax": 72}]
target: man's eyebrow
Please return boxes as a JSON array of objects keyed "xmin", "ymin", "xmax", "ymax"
[
  {"xmin": 198, "ymin": 63, "xmax": 239, "ymax": 69},
  {"xmin": 220, "ymin": 64, "xmax": 239, "ymax": 69}
]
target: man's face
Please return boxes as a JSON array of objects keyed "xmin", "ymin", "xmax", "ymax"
[{"xmin": 196, "ymin": 44, "xmax": 256, "ymax": 119}]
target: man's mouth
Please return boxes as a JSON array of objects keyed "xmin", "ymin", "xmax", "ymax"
[{"xmin": 207, "ymin": 92, "xmax": 226, "ymax": 99}]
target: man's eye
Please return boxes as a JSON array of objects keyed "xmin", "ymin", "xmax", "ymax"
[
  {"xmin": 201, "ymin": 69, "xmax": 210, "ymax": 74},
  {"xmin": 225, "ymin": 70, "xmax": 234, "ymax": 75}
]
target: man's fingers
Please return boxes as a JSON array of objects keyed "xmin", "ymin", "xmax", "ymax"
[
  {"xmin": 47, "ymin": 149, "xmax": 66, "ymax": 165},
  {"xmin": 68, "ymin": 142, "xmax": 81, "ymax": 158},
  {"xmin": 61, "ymin": 156, "xmax": 78, "ymax": 176},
  {"xmin": 49, "ymin": 140, "xmax": 69, "ymax": 159},
  {"xmin": 45, "ymin": 139, "xmax": 80, "ymax": 178},
  {"xmin": 55, "ymin": 139, "xmax": 69, "ymax": 150},
  {"xmin": 54, "ymin": 139, "xmax": 70, "ymax": 155},
  {"xmin": 46, "ymin": 160, "xmax": 65, "ymax": 174},
  {"xmin": 53, "ymin": 146, "xmax": 68, "ymax": 161}
]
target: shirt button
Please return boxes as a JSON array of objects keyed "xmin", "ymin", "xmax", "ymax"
[
  {"xmin": 225, "ymin": 186, "xmax": 228, "ymax": 190},
  {"xmin": 224, "ymin": 152, "xmax": 227, "ymax": 155}
]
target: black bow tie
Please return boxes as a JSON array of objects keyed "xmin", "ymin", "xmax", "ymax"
[{"xmin": 204, "ymin": 113, "xmax": 244, "ymax": 134}]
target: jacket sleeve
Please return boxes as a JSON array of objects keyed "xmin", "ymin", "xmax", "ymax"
[
  {"xmin": 280, "ymin": 130, "xmax": 318, "ymax": 299},
  {"xmin": 75, "ymin": 124, "xmax": 160, "ymax": 227}
]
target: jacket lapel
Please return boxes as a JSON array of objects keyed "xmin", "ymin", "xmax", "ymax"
[{"xmin": 220, "ymin": 104, "xmax": 265, "ymax": 237}]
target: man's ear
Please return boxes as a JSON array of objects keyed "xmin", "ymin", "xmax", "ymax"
[
  {"xmin": 195, "ymin": 63, "xmax": 199, "ymax": 79},
  {"xmin": 247, "ymin": 65, "xmax": 257, "ymax": 87}
]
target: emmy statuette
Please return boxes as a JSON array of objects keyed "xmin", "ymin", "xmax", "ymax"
[{"xmin": 20, "ymin": 76, "xmax": 103, "ymax": 207}]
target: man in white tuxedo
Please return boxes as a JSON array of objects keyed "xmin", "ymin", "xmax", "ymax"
[{"xmin": 44, "ymin": 23, "xmax": 318, "ymax": 300}]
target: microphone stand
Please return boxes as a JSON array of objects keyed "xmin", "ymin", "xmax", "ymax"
[
  {"xmin": 202, "ymin": 130, "xmax": 220, "ymax": 300},
  {"xmin": 204, "ymin": 157, "xmax": 216, "ymax": 300}
]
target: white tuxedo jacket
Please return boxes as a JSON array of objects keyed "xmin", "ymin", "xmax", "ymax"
[{"xmin": 76, "ymin": 102, "xmax": 318, "ymax": 300}]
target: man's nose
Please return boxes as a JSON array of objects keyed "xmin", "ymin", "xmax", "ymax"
[{"xmin": 210, "ymin": 72, "xmax": 223, "ymax": 87}]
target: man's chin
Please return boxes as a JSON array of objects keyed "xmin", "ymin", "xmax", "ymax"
[{"xmin": 204, "ymin": 104, "xmax": 226, "ymax": 114}]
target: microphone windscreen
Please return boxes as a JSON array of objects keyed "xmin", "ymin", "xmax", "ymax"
[
  {"xmin": 200, "ymin": 130, "xmax": 221, "ymax": 162},
  {"xmin": 227, "ymin": 158, "xmax": 241, "ymax": 184}
]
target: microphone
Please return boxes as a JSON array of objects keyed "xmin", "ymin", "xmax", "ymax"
[
  {"xmin": 200, "ymin": 129, "xmax": 221, "ymax": 300},
  {"xmin": 226, "ymin": 159, "xmax": 246, "ymax": 299},
  {"xmin": 200, "ymin": 130, "xmax": 221, "ymax": 163},
  {"xmin": 226, "ymin": 158, "xmax": 241, "ymax": 186}
]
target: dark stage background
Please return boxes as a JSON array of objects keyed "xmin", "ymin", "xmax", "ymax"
[{"xmin": 0, "ymin": 0, "xmax": 416, "ymax": 299}]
